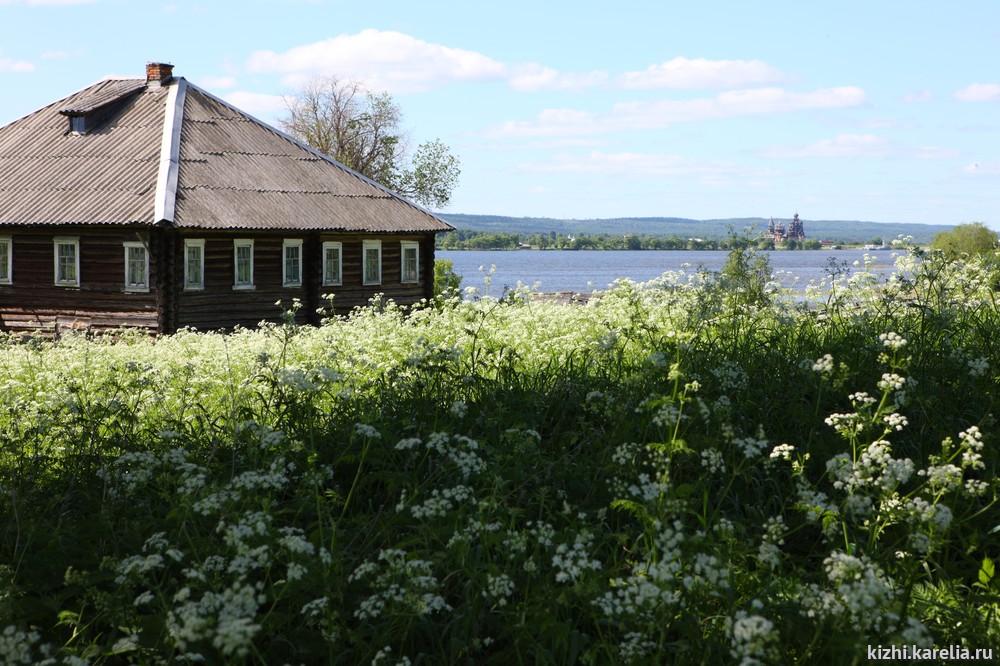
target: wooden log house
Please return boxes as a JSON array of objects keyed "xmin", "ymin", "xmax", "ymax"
[{"xmin": 0, "ymin": 63, "xmax": 453, "ymax": 334}]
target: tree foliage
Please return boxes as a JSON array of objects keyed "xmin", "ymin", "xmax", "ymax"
[
  {"xmin": 281, "ymin": 76, "xmax": 461, "ymax": 209},
  {"xmin": 931, "ymin": 222, "xmax": 998, "ymax": 260},
  {"xmin": 433, "ymin": 259, "xmax": 462, "ymax": 298}
]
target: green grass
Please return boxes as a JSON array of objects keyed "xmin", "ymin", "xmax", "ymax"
[{"xmin": 1, "ymin": 242, "xmax": 998, "ymax": 664}]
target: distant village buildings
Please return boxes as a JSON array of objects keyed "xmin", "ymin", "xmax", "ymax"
[{"xmin": 768, "ymin": 213, "xmax": 806, "ymax": 244}]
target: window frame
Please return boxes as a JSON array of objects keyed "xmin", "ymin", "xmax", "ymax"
[
  {"xmin": 362, "ymin": 240, "xmax": 382, "ymax": 286},
  {"xmin": 322, "ymin": 241, "xmax": 343, "ymax": 287},
  {"xmin": 183, "ymin": 239, "xmax": 205, "ymax": 291},
  {"xmin": 0, "ymin": 236, "xmax": 11, "ymax": 285},
  {"xmin": 233, "ymin": 238, "xmax": 255, "ymax": 290},
  {"xmin": 123, "ymin": 241, "xmax": 150, "ymax": 293},
  {"xmin": 282, "ymin": 238, "xmax": 304, "ymax": 287},
  {"xmin": 400, "ymin": 241, "xmax": 420, "ymax": 284},
  {"xmin": 53, "ymin": 236, "xmax": 80, "ymax": 287}
]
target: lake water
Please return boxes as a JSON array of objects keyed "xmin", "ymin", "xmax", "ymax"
[{"xmin": 438, "ymin": 249, "xmax": 904, "ymax": 295}]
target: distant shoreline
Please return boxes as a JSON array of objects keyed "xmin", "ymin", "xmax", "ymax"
[{"xmin": 436, "ymin": 244, "xmax": 895, "ymax": 252}]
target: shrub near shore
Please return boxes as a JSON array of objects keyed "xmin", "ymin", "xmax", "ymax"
[{"xmin": 1, "ymin": 244, "xmax": 998, "ymax": 664}]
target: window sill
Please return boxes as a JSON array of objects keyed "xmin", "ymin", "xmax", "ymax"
[
  {"xmin": 233, "ymin": 285, "xmax": 256, "ymax": 291},
  {"xmin": 124, "ymin": 287, "xmax": 150, "ymax": 294}
]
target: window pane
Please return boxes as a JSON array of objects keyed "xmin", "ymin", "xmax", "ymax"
[
  {"xmin": 0, "ymin": 241, "xmax": 8, "ymax": 281},
  {"xmin": 402, "ymin": 247, "xmax": 418, "ymax": 282},
  {"xmin": 126, "ymin": 246, "xmax": 146, "ymax": 287},
  {"xmin": 324, "ymin": 246, "xmax": 341, "ymax": 284},
  {"xmin": 284, "ymin": 245, "xmax": 301, "ymax": 285},
  {"xmin": 236, "ymin": 245, "xmax": 252, "ymax": 285},
  {"xmin": 185, "ymin": 245, "xmax": 202, "ymax": 287},
  {"xmin": 364, "ymin": 247, "xmax": 380, "ymax": 283},
  {"xmin": 58, "ymin": 243, "xmax": 76, "ymax": 282}
]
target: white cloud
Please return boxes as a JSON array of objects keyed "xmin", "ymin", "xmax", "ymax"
[
  {"xmin": 484, "ymin": 86, "xmax": 867, "ymax": 137},
  {"xmin": 0, "ymin": 0, "xmax": 97, "ymax": 4},
  {"xmin": 196, "ymin": 75, "xmax": 237, "ymax": 89},
  {"xmin": 913, "ymin": 145, "xmax": 961, "ymax": 160},
  {"xmin": 221, "ymin": 91, "xmax": 288, "ymax": 119},
  {"xmin": 507, "ymin": 63, "xmax": 607, "ymax": 92},
  {"xmin": 618, "ymin": 57, "xmax": 785, "ymax": 90},
  {"xmin": 0, "ymin": 55, "xmax": 34, "ymax": 72},
  {"xmin": 247, "ymin": 29, "xmax": 507, "ymax": 93},
  {"xmin": 760, "ymin": 134, "xmax": 958, "ymax": 160},
  {"xmin": 903, "ymin": 90, "xmax": 933, "ymax": 103},
  {"xmin": 760, "ymin": 134, "xmax": 889, "ymax": 158},
  {"xmin": 954, "ymin": 83, "xmax": 1000, "ymax": 102},
  {"xmin": 244, "ymin": 31, "xmax": 800, "ymax": 97},
  {"xmin": 468, "ymin": 138, "xmax": 608, "ymax": 152},
  {"xmin": 518, "ymin": 150, "xmax": 772, "ymax": 178}
]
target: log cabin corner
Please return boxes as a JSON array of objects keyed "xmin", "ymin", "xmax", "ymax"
[{"xmin": 0, "ymin": 62, "xmax": 454, "ymax": 335}]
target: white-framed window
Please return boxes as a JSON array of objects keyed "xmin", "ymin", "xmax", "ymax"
[
  {"xmin": 70, "ymin": 115, "xmax": 86, "ymax": 134},
  {"xmin": 322, "ymin": 241, "xmax": 342, "ymax": 286},
  {"xmin": 53, "ymin": 237, "xmax": 80, "ymax": 287},
  {"xmin": 400, "ymin": 241, "xmax": 419, "ymax": 283},
  {"xmin": 0, "ymin": 236, "xmax": 11, "ymax": 285},
  {"xmin": 233, "ymin": 239, "xmax": 254, "ymax": 289},
  {"xmin": 123, "ymin": 241, "xmax": 149, "ymax": 292},
  {"xmin": 283, "ymin": 239, "xmax": 303, "ymax": 287},
  {"xmin": 183, "ymin": 239, "xmax": 205, "ymax": 290},
  {"xmin": 362, "ymin": 240, "xmax": 381, "ymax": 285}
]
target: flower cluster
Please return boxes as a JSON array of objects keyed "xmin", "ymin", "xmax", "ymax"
[
  {"xmin": 350, "ymin": 549, "xmax": 452, "ymax": 620},
  {"xmin": 728, "ymin": 609, "xmax": 779, "ymax": 665},
  {"xmin": 552, "ymin": 531, "xmax": 602, "ymax": 584}
]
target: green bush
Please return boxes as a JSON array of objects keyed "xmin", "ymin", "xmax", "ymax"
[
  {"xmin": 433, "ymin": 258, "xmax": 462, "ymax": 297},
  {"xmin": 931, "ymin": 222, "xmax": 998, "ymax": 260}
]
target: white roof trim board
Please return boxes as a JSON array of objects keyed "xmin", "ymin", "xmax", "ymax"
[{"xmin": 154, "ymin": 78, "xmax": 186, "ymax": 224}]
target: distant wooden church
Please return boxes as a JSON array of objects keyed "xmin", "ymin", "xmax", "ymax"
[
  {"xmin": 0, "ymin": 62, "xmax": 453, "ymax": 335},
  {"xmin": 768, "ymin": 214, "xmax": 806, "ymax": 244}
]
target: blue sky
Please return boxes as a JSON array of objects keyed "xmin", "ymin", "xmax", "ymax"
[{"xmin": 1, "ymin": 0, "xmax": 998, "ymax": 227}]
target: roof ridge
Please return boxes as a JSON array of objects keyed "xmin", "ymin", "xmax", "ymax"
[
  {"xmin": 154, "ymin": 78, "xmax": 186, "ymax": 223},
  {"xmin": 178, "ymin": 185, "xmax": 392, "ymax": 196}
]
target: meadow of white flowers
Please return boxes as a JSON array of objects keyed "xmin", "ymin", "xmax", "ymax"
[{"xmin": 0, "ymin": 243, "xmax": 998, "ymax": 664}]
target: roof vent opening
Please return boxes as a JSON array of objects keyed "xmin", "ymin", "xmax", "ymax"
[{"xmin": 146, "ymin": 62, "xmax": 174, "ymax": 87}]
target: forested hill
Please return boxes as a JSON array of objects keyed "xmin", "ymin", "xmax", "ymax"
[{"xmin": 437, "ymin": 213, "xmax": 955, "ymax": 245}]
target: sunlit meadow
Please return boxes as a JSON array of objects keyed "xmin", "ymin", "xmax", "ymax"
[{"xmin": 1, "ymin": 242, "xmax": 999, "ymax": 664}]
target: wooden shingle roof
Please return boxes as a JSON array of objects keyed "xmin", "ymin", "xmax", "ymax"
[{"xmin": 0, "ymin": 68, "xmax": 453, "ymax": 233}]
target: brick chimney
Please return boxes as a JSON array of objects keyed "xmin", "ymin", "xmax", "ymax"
[{"xmin": 146, "ymin": 62, "xmax": 174, "ymax": 87}]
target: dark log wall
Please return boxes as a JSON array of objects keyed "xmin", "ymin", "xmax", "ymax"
[
  {"xmin": 171, "ymin": 231, "xmax": 437, "ymax": 332},
  {"xmin": 0, "ymin": 226, "xmax": 439, "ymax": 335},
  {"xmin": 0, "ymin": 225, "xmax": 160, "ymax": 335}
]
